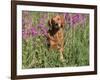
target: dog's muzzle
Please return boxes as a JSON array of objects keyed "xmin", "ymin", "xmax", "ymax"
[{"xmin": 52, "ymin": 21, "xmax": 59, "ymax": 29}]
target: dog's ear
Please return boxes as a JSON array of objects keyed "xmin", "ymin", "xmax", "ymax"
[
  {"xmin": 48, "ymin": 19, "xmax": 52, "ymax": 26},
  {"xmin": 61, "ymin": 23, "xmax": 64, "ymax": 28},
  {"xmin": 61, "ymin": 17, "xmax": 65, "ymax": 28},
  {"xmin": 48, "ymin": 19, "xmax": 53, "ymax": 30}
]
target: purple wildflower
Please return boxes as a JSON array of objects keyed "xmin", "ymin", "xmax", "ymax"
[
  {"xmin": 64, "ymin": 13, "xmax": 87, "ymax": 27},
  {"xmin": 40, "ymin": 27, "xmax": 48, "ymax": 36},
  {"xmin": 22, "ymin": 11, "xmax": 33, "ymax": 29},
  {"xmin": 37, "ymin": 24, "xmax": 45, "ymax": 28},
  {"xmin": 36, "ymin": 14, "xmax": 48, "ymax": 36},
  {"xmin": 22, "ymin": 29, "xmax": 30, "ymax": 40},
  {"xmin": 30, "ymin": 27, "xmax": 38, "ymax": 36}
]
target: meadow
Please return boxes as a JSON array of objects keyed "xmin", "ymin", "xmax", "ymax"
[{"xmin": 22, "ymin": 11, "xmax": 89, "ymax": 69}]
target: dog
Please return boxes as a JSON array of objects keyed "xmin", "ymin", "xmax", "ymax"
[{"xmin": 47, "ymin": 15, "xmax": 65, "ymax": 61}]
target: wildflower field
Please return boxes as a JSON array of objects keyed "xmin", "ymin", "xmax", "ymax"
[{"xmin": 22, "ymin": 11, "xmax": 89, "ymax": 69}]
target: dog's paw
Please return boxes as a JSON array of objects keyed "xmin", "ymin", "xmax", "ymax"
[{"xmin": 60, "ymin": 56, "xmax": 65, "ymax": 62}]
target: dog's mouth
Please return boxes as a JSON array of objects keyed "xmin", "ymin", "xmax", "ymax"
[{"xmin": 49, "ymin": 24, "xmax": 59, "ymax": 32}]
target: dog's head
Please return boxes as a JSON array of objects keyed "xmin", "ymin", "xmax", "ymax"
[{"xmin": 48, "ymin": 15, "xmax": 65, "ymax": 30}]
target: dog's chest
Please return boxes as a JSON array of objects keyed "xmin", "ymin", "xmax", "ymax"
[{"xmin": 53, "ymin": 29, "xmax": 63, "ymax": 40}]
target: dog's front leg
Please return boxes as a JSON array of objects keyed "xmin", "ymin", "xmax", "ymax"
[
  {"xmin": 59, "ymin": 46, "xmax": 64, "ymax": 61},
  {"xmin": 47, "ymin": 33, "xmax": 58, "ymax": 42}
]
